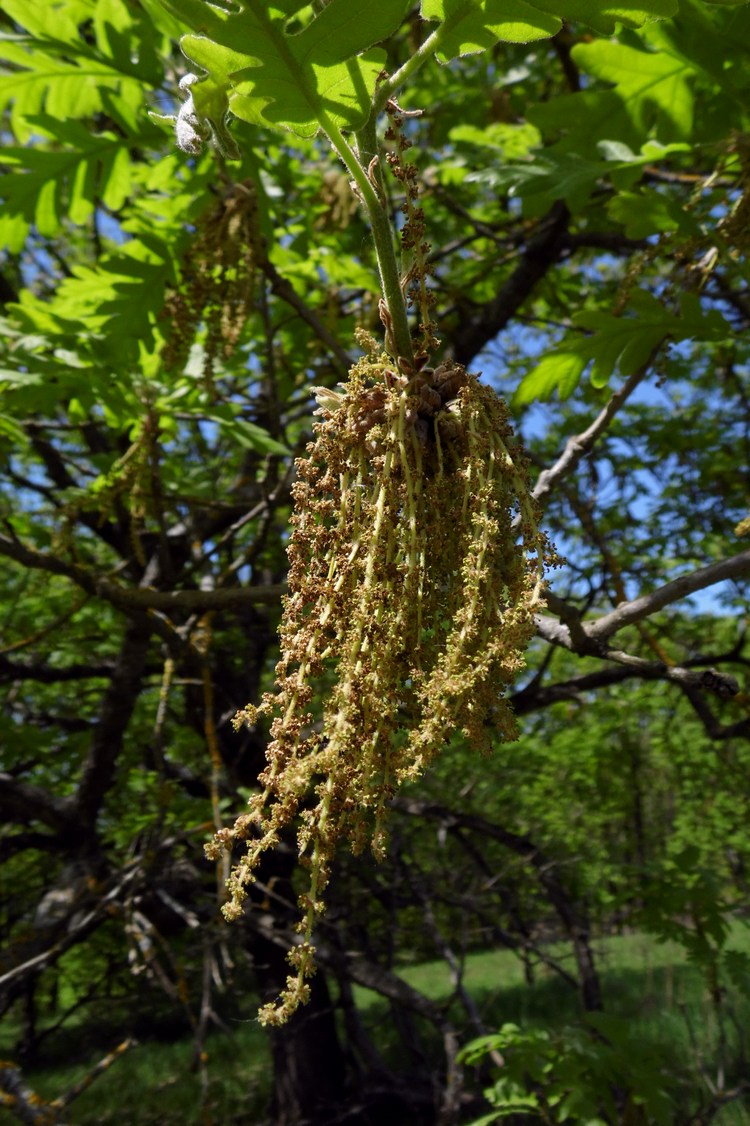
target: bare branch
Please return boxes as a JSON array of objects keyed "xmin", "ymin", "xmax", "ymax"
[
  {"xmin": 587, "ymin": 550, "xmax": 750, "ymax": 642},
  {"xmin": 0, "ymin": 774, "xmax": 73, "ymax": 834},
  {"xmin": 0, "ymin": 654, "xmax": 115, "ymax": 683},
  {"xmin": 0, "ymin": 1064, "xmax": 66, "ymax": 1126},
  {"xmin": 680, "ymin": 684, "xmax": 750, "ymax": 742},
  {"xmin": 392, "ymin": 798, "xmax": 602, "ymax": 1011},
  {"xmin": 512, "ymin": 656, "xmax": 743, "ymax": 715},
  {"xmin": 0, "ymin": 1040, "xmax": 137, "ymax": 1125},
  {"xmin": 534, "ymin": 611, "xmax": 575, "ymax": 650},
  {"xmin": 75, "ymin": 620, "xmax": 152, "ymax": 829},
  {"xmin": 54, "ymin": 1038, "xmax": 138, "ymax": 1113},
  {"xmin": 0, "ymin": 270, "xmax": 19, "ymax": 305},
  {"xmin": 0, "ymin": 831, "xmax": 60, "ymax": 861},
  {"xmin": 244, "ymin": 906, "xmax": 449, "ymax": 1025},
  {"xmin": 531, "ymin": 364, "xmax": 650, "ymax": 506},
  {"xmin": 0, "ymin": 533, "xmax": 286, "ymax": 611},
  {"xmin": 452, "ymin": 202, "xmax": 570, "ymax": 367},
  {"xmin": 533, "ymin": 603, "xmax": 745, "ymax": 707},
  {"xmin": 0, "ymin": 867, "xmax": 141, "ymax": 992},
  {"xmin": 259, "ymin": 256, "xmax": 352, "ymax": 376}
]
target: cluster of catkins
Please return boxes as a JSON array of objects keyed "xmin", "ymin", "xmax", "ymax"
[
  {"xmin": 161, "ymin": 179, "xmax": 258, "ymax": 384},
  {"xmin": 207, "ymin": 344, "xmax": 549, "ymax": 1023}
]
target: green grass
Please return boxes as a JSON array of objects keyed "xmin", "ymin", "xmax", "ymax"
[
  {"xmin": 356, "ymin": 928, "xmax": 750, "ymax": 1124},
  {"xmin": 0, "ymin": 1021, "xmax": 270, "ymax": 1125},
  {"xmin": 0, "ymin": 980, "xmax": 272, "ymax": 1126},
  {"xmin": 2, "ymin": 929, "xmax": 749, "ymax": 1124}
]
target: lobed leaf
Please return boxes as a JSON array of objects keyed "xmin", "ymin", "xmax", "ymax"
[
  {"xmin": 156, "ymin": 0, "xmax": 712, "ymax": 145},
  {"xmin": 159, "ymin": 0, "xmax": 410, "ymax": 136},
  {"xmin": 8, "ymin": 239, "xmax": 176, "ymax": 373},
  {"xmin": 0, "ymin": 117, "xmax": 135, "ymax": 248},
  {"xmin": 0, "ymin": 0, "xmax": 163, "ymax": 143},
  {"xmin": 420, "ymin": 0, "xmax": 561, "ymax": 56},
  {"xmin": 515, "ymin": 292, "xmax": 731, "ymax": 402},
  {"xmin": 420, "ymin": 0, "xmax": 679, "ymax": 61},
  {"xmin": 205, "ymin": 407, "xmax": 291, "ymax": 456}
]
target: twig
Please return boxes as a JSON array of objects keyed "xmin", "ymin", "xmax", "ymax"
[
  {"xmin": 587, "ymin": 549, "xmax": 750, "ymax": 642},
  {"xmin": 0, "ymin": 869, "xmax": 141, "ymax": 991},
  {"xmin": 0, "ymin": 1039, "xmax": 137, "ymax": 1126},
  {"xmin": 259, "ymin": 257, "xmax": 351, "ymax": 375},
  {"xmin": 0, "ymin": 533, "xmax": 286, "ymax": 611},
  {"xmin": 53, "ymin": 1039, "xmax": 137, "ymax": 1113},
  {"xmin": 531, "ymin": 364, "xmax": 650, "ymax": 506},
  {"xmin": 452, "ymin": 202, "xmax": 570, "ymax": 365}
]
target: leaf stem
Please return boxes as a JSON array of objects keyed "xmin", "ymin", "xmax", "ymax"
[
  {"xmin": 374, "ymin": 10, "xmax": 464, "ymax": 112},
  {"xmin": 319, "ymin": 110, "xmax": 413, "ymax": 363}
]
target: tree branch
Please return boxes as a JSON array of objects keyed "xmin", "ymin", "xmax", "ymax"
[
  {"xmin": 531, "ymin": 364, "xmax": 651, "ymax": 506},
  {"xmin": 259, "ymin": 256, "xmax": 352, "ymax": 376},
  {"xmin": 587, "ymin": 550, "xmax": 750, "ymax": 642},
  {"xmin": 452, "ymin": 202, "xmax": 570, "ymax": 366},
  {"xmin": 0, "ymin": 774, "xmax": 73, "ymax": 834},
  {"xmin": 0, "ymin": 831, "xmax": 60, "ymax": 861},
  {"xmin": 242, "ymin": 901, "xmax": 450, "ymax": 1026},
  {"xmin": 0, "ymin": 533, "xmax": 286, "ymax": 611},
  {"xmin": 392, "ymin": 799, "xmax": 602, "ymax": 1011},
  {"xmin": 26, "ymin": 433, "xmax": 130, "ymax": 558},
  {"xmin": 0, "ymin": 868, "xmax": 142, "ymax": 993},
  {"xmin": 75, "ymin": 620, "xmax": 152, "ymax": 830},
  {"xmin": 0, "ymin": 654, "xmax": 115, "ymax": 683},
  {"xmin": 680, "ymin": 684, "xmax": 750, "ymax": 741},
  {"xmin": 512, "ymin": 655, "xmax": 744, "ymax": 715}
]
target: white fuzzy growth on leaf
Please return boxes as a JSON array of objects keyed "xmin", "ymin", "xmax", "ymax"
[{"xmin": 175, "ymin": 73, "xmax": 210, "ymax": 155}]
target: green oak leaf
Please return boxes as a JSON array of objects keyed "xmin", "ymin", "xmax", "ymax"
[
  {"xmin": 573, "ymin": 39, "xmax": 695, "ymax": 138},
  {"xmin": 539, "ymin": 0, "xmax": 678, "ymax": 28},
  {"xmin": 420, "ymin": 0, "xmax": 678, "ymax": 60},
  {"xmin": 515, "ymin": 292, "xmax": 729, "ymax": 401},
  {"xmin": 529, "ymin": 38, "xmax": 695, "ymax": 160},
  {"xmin": 606, "ymin": 188, "xmax": 689, "ymax": 238},
  {"xmin": 420, "ymin": 0, "xmax": 561, "ymax": 55},
  {"xmin": 0, "ymin": 116, "xmax": 134, "ymax": 247},
  {"xmin": 158, "ymin": 0, "xmax": 411, "ymax": 136}
]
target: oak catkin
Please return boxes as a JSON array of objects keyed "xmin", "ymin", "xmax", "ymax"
[{"xmin": 207, "ymin": 352, "xmax": 550, "ymax": 1023}]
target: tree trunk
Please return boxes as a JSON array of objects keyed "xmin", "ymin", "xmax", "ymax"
[{"xmin": 254, "ymin": 932, "xmax": 347, "ymax": 1126}]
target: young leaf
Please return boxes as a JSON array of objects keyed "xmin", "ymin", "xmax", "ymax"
[
  {"xmin": 607, "ymin": 189, "xmax": 687, "ymax": 238},
  {"xmin": 420, "ymin": 0, "xmax": 679, "ymax": 61},
  {"xmin": 0, "ymin": 0, "xmax": 163, "ymax": 142},
  {"xmin": 515, "ymin": 292, "xmax": 731, "ymax": 401},
  {"xmin": 205, "ymin": 407, "xmax": 291, "ymax": 456},
  {"xmin": 528, "ymin": 37, "xmax": 696, "ymax": 165},
  {"xmin": 420, "ymin": 0, "xmax": 561, "ymax": 56},
  {"xmin": 0, "ymin": 117, "xmax": 134, "ymax": 243},
  {"xmin": 160, "ymin": 0, "xmax": 411, "ymax": 137}
]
